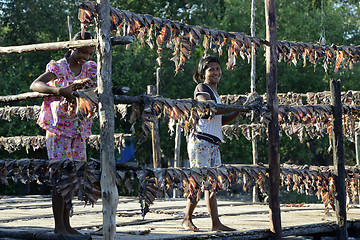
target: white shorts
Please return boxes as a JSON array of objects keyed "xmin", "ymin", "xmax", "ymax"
[{"xmin": 187, "ymin": 137, "xmax": 221, "ymax": 168}]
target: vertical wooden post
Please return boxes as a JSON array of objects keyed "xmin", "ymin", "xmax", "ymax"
[
  {"xmin": 355, "ymin": 133, "xmax": 360, "ymax": 166},
  {"xmin": 156, "ymin": 67, "xmax": 161, "ymax": 96},
  {"xmin": 67, "ymin": 16, "xmax": 72, "ymax": 41},
  {"xmin": 173, "ymin": 122, "xmax": 182, "ymax": 198},
  {"xmin": 250, "ymin": 0, "xmax": 259, "ymax": 203},
  {"xmin": 96, "ymin": 1, "xmax": 118, "ymax": 239},
  {"xmin": 330, "ymin": 79, "xmax": 348, "ymax": 239},
  {"xmin": 147, "ymin": 85, "xmax": 161, "ymax": 168},
  {"xmin": 355, "ymin": 132, "xmax": 360, "ymax": 205},
  {"xmin": 264, "ymin": 0, "xmax": 282, "ymax": 239}
]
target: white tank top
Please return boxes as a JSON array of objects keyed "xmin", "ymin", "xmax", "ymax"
[{"xmin": 195, "ymin": 84, "xmax": 223, "ymax": 142}]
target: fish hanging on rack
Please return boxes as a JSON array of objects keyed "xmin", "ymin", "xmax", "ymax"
[{"xmin": 77, "ymin": 2, "xmax": 360, "ymax": 73}]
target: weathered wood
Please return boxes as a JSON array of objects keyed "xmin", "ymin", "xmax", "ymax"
[
  {"xmin": 0, "ymin": 92, "xmax": 50, "ymax": 102},
  {"xmin": 173, "ymin": 122, "xmax": 182, "ymax": 198},
  {"xmin": 330, "ymin": 78, "xmax": 348, "ymax": 239},
  {"xmin": 156, "ymin": 68, "xmax": 161, "ymax": 96},
  {"xmin": 0, "ymin": 229, "xmax": 92, "ymax": 240},
  {"xmin": 0, "ymin": 36, "xmax": 134, "ymax": 55},
  {"xmin": 356, "ymin": 133, "xmax": 360, "ymax": 205},
  {"xmin": 67, "ymin": 16, "xmax": 73, "ymax": 41},
  {"xmin": 147, "ymin": 85, "xmax": 161, "ymax": 168},
  {"xmin": 250, "ymin": 0, "xmax": 259, "ymax": 203},
  {"xmin": 96, "ymin": 0, "xmax": 118, "ymax": 240},
  {"xmin": 355, "ymin": 133, "xmax": 360, "ymax": 166},
  {"xmin": 265, "ymin": 0, "xmax": 282, "ymax": 239}
]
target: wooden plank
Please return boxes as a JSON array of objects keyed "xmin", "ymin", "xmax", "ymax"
[
  {"xmin": 96, "ymin": 0, "xmax": 118, "ymax": 240},
  {"xmin": 0, "ymin": 37, "xmax": 134, "ymax": 55},
  {"xmin": 264, "ymin": 0, "xmax": 282, "ymax": 239},
  {"xmin": 330, "ymin": 79, "xmax": 348, "ymax": 239}
]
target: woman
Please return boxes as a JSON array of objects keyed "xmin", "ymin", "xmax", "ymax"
[{"xmin": 182, "ymin": 55, "xmax": 238, "ymax": 232}]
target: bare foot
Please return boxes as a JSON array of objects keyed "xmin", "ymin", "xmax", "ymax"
[
  {"xmin": 211, "ymin": 223, "xmax": 236, "ymax": 232},
  {"xmin": 54, "ymin": 228, "xmax": 69, "ymax": 235},
  {"xmin": 182, "ymin": 219, "xmax": 199, "ymax": 231},
  {"xmin": 66, "ymin": 227, "xmax": 82, "ymax": 235}
]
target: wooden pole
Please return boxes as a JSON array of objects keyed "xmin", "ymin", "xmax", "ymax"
[
  {"xmin": 265, "ymin": 0, "xmax": 282, "ymax": 239},
  {"xmin": 330, "ymin": 79, "xmax": 348, "ymax": 239},
  {"xmin": 355, "ymin": 133, "xmax": 360, "ymax": 166},
  {"xmin": 0, "ymin": 36, "xmax": 134, "ymax": 54},
  {"xmin": 251, "ymin": 0, "xmax": 259, "ymax": 203},
  {"xmin": 96, "ymin": 0, "xmax": 118, "ymax": 239},
  {"xmin": 356, "ymin": 132, "xmax": 360, "ymax": 205},
  {"xmin": 147, "ymin": 85, "xmax": 161, "ymax": 168},
  {"xmin": 173, "ymin": 122, "xmax": 182, "ymax": 198},
  {"xmin": 156, "ymin": 68, "xmax": 161, "ymax": 96},
  {"xmin": 67, "ymin": 16, "xmax": 72, "ymax": 41}
]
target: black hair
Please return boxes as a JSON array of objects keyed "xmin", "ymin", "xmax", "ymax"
[
  {"xmin": 193, "ymin": 55, "xmax": 221, "ymax": 83},
  {"xmin": 64, "ymin": 31, "xmax": 95, "ymax": 57}
]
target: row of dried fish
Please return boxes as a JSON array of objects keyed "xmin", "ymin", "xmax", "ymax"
[
  {"xmin": 129, "ymin": 93, "xmax": 261, "ymax": 144},
  {"xmin": 220, "ymin": 90, "xmax": 360, "ymax": 106},
  {"xmin": 77, "ymin": 1, "xmax": 360, "ymax": 73},
  {"xmin": 126, "ymin": 164, "xmax": 360, "ymax": 217},
  {"xmin": 0, "ymin": 133, "xmax": 129, "ymax": 153},
  {"xmin": 1, "ymin": 158, "xmax": 359, "ymax": 218},
  {"xmin": 0, "ymin": 104, "xmax": 128, "ymax": 122},
  {"xmin": 126, "ymin": 93, "xmax": 360, "ymax": 144},
  {"xmin": 223, "ymin": 104, "xmax": 360, "ymax": 144}
]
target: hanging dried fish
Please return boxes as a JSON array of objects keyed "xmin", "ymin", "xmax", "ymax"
[{"xmin": 77, "ymin": 2, "xmax": 360, "ymax": 72}]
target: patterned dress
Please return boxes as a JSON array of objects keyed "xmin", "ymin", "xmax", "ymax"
[{"xmin": 37, "ymin": 58, "xmax": 97, "ymax": 161}]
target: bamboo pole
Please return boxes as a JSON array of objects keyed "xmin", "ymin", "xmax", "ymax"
[
  {"xmin": 265, "ymin": 0, "xmax": 282, "ymax": 239},
  {"xmin": 330, "ymin": 79, "xmax": 348, "ymax": 239},
  {"xmin": 0, "ymin": 36, "xmax": 134, "ymax": 55},
  {"xmin": 96, "ymin": 0, "xmax": 118, "ymax": 239}
]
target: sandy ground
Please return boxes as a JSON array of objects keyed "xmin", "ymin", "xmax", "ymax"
[{"xmin": 1, "ymin": 195, "xmax": 360, "ymax": 239}]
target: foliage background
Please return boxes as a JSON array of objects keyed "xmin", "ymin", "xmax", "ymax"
[{"xmin": 0, "ymin": 0, "xmax": 359, "ymax": 195}]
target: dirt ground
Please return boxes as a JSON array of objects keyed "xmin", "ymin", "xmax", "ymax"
[{"xmin": 1, "ymin": 195, "xmax": 360, "ymax": 239}]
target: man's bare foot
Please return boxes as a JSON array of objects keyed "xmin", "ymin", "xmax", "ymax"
[
  {"xmin": 211, "ymin": 223, "xmax": 236, "ymax": 232},
  {"xmin": 182, "ymin": 219, "xmax": 199, "ymax": 231}
]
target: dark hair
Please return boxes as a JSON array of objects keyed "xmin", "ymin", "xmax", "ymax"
[
  {"xmin": 193, "ymin": 55, "xmax": 220, "ymax": 83},
  {"xmin": 72, "ymin": 31, "xmax": 95, "ymax": 41},
  {"xmin": 64, "ymin": 31, "xmax": 95, "ymax": 57}
]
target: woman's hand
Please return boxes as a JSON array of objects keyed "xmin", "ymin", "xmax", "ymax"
[{"xmin": 59, "ymin": 85, "xmax": 75, "ymax": 101}]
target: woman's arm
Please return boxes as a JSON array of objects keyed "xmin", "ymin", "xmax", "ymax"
[
  {"xmin": 197, "ymin": 93, "xmax": 239, "ymax": 124},
  {"xmin": 30, "ymin": 72, "xmax": 74, "ymax": 100},
  {"xmin": 222, "ymin": 111, "xmax": 239, "ymax": 125}
]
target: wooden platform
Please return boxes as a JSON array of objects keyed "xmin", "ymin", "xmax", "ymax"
[{"xmin": 1, "ymin": 195, "xmax": 360, "ymax": 239}]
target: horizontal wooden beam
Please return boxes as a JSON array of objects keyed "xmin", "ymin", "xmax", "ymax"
[
  {"xmin": 0, "ymin": 36, "xmax": 134, "ymax": 55},
  {"xmin": 0, "ymin": 229, "xmax": 92, "ymax": 240}
]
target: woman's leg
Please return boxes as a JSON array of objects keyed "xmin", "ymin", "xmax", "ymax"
[
  {"xmin": 205, "ymin": 191, "xmax": 235, "ymax": 231},
  {"xmin": 63, "ymin": 200, "xmax": 81, "ymax": 234},
  {"xmin": 182, "ymin": 198, "xmax": 199, "ymax": 231},
  {"xmin": 62, "ymin": 136, "xmax": 86, "ymax": 234},
  {"xmin": 52, "ymin": 187, "xmax": 68, "ymax": 234}
]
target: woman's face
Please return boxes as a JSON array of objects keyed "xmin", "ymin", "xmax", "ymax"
[
  {"xmin": 71, "ymin": 46, "xmax": 95, "ymax": 65},
  {"xmin": 204, "ymin": 62, "xmax": 222, "ymax": 85}
]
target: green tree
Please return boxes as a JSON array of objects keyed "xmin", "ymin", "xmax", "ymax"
[{"xmin": 1, "ymin": 0, "xmax": 360, "ymax": 170}]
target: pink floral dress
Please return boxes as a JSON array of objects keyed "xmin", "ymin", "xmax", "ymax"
[{"xmin": 37, "ymin": 58, "xmax": 97, "ymax": 161}]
